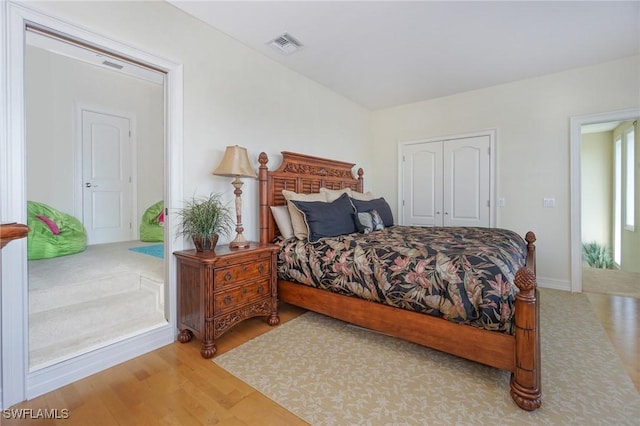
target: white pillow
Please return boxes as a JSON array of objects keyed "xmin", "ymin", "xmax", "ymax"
[
  {"xmin": 282, "ymin": 190, "xmax": 328, "ymax": 239},
  {"xmin": 270, "ymin": 205, "xmax": 294, "ymax": 240},
  {"xmin": 349, "ymin": 190, "xmax": 376, "ymax": 201},
  {"xmin": 320, "ymin": 187, "xmax": 352, "ymax": 202}
]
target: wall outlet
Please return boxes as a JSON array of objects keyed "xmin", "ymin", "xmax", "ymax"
[
  {"xmin": 543, "ymin": 198, "xmax": 556, "ymax": 208},
  {"xmin": 497, "ymin": 198, "xmax": 506, "ymax": 207}
]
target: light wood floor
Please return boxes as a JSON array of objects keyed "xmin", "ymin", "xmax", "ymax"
[{"xmin": 6, "ymin": 294, "xmax": 639, "ymax": 425}]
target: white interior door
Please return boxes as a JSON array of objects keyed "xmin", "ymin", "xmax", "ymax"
[
  {"xmin": 82, "ymin": 110, "xmax": 133, "ymax": 244},
  {"xmin": 401, "ymin": 134, "xmax": 491, "ymax": 228},
  {"xmin": 402, "ymin": 141, "xmax": 443, "ymax": 226},
  {"xmin": 443, "ymin": 136, "xmax": 491, "ymax": 227}
]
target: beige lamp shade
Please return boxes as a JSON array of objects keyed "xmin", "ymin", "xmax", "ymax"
[{"xmin": 212, "ymin": 145, "xmax": 257, "ymax": 178}]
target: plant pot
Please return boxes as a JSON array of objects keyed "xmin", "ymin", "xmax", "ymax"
[{"xmin": 193, "ymin": 234, "xmax": 219, "ymax": 252}]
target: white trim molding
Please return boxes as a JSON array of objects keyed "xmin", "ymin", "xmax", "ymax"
[
  {"xmin": 2, "ymin": 1, "xmax": 184, "ymax": 408},
  {"xmin": 569, "ymin": 108, "xmax": 640, "ymax": 294}
]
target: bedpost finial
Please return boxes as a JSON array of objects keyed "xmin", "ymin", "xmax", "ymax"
[
  {"xmin": 514, "ymin": 267, "xmax": 537, "ymax": 292},
  {"xmin": 525, "ymin": 231, "xmax": 536, "ymax": 245},
  {"xmin": 259, "ymin": 152, "xmax": 268, "ymax": 166},
  {"xmin": 357, "ymin": 168, "xmax": 364, "ymax": 178}
]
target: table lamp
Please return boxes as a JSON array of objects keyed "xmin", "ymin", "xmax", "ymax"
[{"xmin": 212, "ymin": 145, "xmax": 257, "ymax": 248}]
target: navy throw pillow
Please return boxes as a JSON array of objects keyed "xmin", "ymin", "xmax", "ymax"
[{"xmin": 291, "ymin": 193, "xmax": 357, "ymax": 242}]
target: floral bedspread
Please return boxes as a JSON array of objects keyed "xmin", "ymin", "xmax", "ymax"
[{"xmin": 277, "ymin": 226, "xmax": 528, "ymax": 334}]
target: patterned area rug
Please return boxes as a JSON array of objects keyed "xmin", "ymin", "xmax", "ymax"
[{"xmin": 214, "ymin": 289, "xmax": 640, "ymax": 425}]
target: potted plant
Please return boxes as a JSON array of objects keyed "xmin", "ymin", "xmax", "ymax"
[{"xmin": 177, "ymin": 193, "xmax": 234, "ymax": 252}]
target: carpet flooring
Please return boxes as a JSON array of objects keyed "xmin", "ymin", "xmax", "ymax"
[
  {"xmin": 28, "ymin": 241, "xmax": 166, "ymax": 369},
  {"xmin": 214, "ymin": 289, "xmax": 640, "ymax": 425}
]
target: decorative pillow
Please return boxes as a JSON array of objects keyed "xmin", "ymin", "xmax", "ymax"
[
  {"xmin": 291, "ymin": 193, "xmax": 357, "ymax": 243},
  {"xmin": 355, "ymin": 209, "xmax": 385, "ymax": 234},
  {"xmin": 282, "ymin": 190, "xmax": 328, "ymax": 239},
  {"xmin": 350, "ymin": 197, "xmax": 394, "ymax": 227},
  {"xmin": 157, "ymin": 211, "xmax": 165, "ymax": 227},
  {"xmin": 35, "ymin": 215, "xmax": 60, "ymax": 235},
  {"xmin": 349, "ymin": 190, "xmax": 376, "ymax": 201},
  {"xmin": 270, "ymin": 205, "xmax": 294, "ymax": 240},
  {"xmin": 320, "ymin": 187, "xmax": 352, "ymax": 202}
]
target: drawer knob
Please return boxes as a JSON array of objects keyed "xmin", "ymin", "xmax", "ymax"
[
  {"xmin": 224, "ymin": 272, "xmax": 232, "ymax": 282},
  {"xmin": 224, "ymin": 295, "xmax": 232, "ymax": 305},
  {"xmin": 257, "ymin": 284, "xmax": 265, "ymax": 294},
  {"xmin": 258, "ymin": 264, "xmax": 265, "ymax": 273}
]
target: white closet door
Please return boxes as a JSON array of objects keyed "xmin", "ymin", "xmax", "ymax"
[
  {"xmin": 402, "ymin": 141, "xmax": 443, "ymax": 226},
  {"xmin": 443, "ymin": 136, "xmax": 490, "ymax": 227},
  {"xmin": 401, "ymin": 134, "xmax": 492, "ymax": 228}
]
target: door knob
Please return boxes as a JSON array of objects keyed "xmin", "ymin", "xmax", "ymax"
[{"xmin": 85, "ymin": 182, "xmax": 99, "ymax": 188}]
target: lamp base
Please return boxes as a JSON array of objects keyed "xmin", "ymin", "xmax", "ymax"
[{"xmin": 229, "ymin": 232, "xmax": 250, "ymax": 249}]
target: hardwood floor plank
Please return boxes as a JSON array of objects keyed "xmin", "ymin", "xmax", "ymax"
[
  {"xmin": 7, "ymin": 299, "xmax": 636, "ymax": 424},
  {"xmin": 585, "ymin": 292, "xmax": 639, "ymax": 392}
]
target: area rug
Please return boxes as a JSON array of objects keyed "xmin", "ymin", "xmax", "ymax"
[
  {"xmin": 128, "ymin": 243, "xmax": 164, "ymax": 259},
  {"xmin": 214, "ymin": 289, "xmax": 640, "ymax": 425}
]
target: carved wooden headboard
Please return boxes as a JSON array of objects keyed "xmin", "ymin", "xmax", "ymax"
[{"xmin": 258, "ymin": 151, "xmax": 364, "ymax": 244}]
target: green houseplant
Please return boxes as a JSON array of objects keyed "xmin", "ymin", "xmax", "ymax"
[
  {"xmin": 582, "ymin": 241, "xmax": 614, "ymax": 269},
  {"xmin": 177, "ymin": 193, "xmax": 234, "ymax": 252}
]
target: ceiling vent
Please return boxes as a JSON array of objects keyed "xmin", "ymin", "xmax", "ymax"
[
  {"xmin": 269, "ymin": 33, "xmax": 303, "ymax": 55},
  {"xmin": 102, "ymin": 60, "xmax": 124, "ymax": 70}
]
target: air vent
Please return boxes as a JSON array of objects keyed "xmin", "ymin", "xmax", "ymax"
[
  {"xmin": 269, "ymin": 33, "xmax": 303, "ymax": 55},
  {"xmin": 102, "ymin": 60, "xmax": 124, "ymax": 70}
]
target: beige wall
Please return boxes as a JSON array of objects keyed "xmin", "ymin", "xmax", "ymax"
[
  {"xmin": 27, "ymin": 0, "xmax": 372, "ymax": 244},
  {"xmin": 613, "ymin": 121, "xmax": 640, "ymax": 272},
  {"xmin": 581, "ymin": 131, "xmax": 613, "ymax": 246},
  {"xmin": 22, "ymin": 1, "xmax": 640, "ymax": 283},
  {"xmin": 26, "ymin": 45, "xmax": 164, "ymax": 229},
  {"xmin": 370, "ymin": 56, "xmax": 640, "ymax": 288}
]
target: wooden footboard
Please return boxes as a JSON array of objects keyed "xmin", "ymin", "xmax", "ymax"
[{"xmin": 258, "ymin": 151, "xmax": 541, "ymax": 411}]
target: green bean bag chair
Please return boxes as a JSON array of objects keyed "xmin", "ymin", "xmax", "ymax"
[
  {"xmin": 27, "ymin": 201, "xmax": 87, "ymax": 260},
  {"xmin": 140, "ymin": 201, "xmax": 164, "ymax": 242}
]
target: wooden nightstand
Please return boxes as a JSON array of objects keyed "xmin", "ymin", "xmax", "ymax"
[{"xmin": 174, "ymin": 242, "xmax": 280, "ymax": 358}]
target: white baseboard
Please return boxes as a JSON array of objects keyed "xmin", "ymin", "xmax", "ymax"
[
  {"xmin": 537, "ymin": 277, "xmax": 572, "ymax": 292},
  {"xmin": 26, "ymin": 324, "xmax": 174, "ymax": 400}
]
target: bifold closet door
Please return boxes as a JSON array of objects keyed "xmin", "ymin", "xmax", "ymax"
[
  {"xmin": 402, "ymin": 141, "xmax": 443, "ymax": 226},
  {"xmin": 442, "ymin": 136, "xmax": 490, "ymax": 227},
  {"xmin": 401, "ymin": 135, "xmax": 490, "ymax": 227}
]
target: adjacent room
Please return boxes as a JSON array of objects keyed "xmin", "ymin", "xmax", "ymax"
[
  {"xmin": 24, "ymin": 31, "xmax": 168, "ymax": 370},
  {"xmin": 1, "ymin": 0, "xmax": 639, "ymax": 423}
]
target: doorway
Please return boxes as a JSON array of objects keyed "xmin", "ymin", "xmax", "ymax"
[
  {"xmin": 2, "ymin": 3, "xmax": 183, "ymax": 408},
  {"xmin": 25, "ymin": 34, "xmax": 168, "ymax": 370},
  {"xmin": 580, "ymin": 120, "xmax": 640, "ymax": 299},
  {"xmin": 571, "ymin": 109, "xmax": 640, "ymax": 297}
]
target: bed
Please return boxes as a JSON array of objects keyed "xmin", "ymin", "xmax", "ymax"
[{"xmin": 258, "ymin": 151, "xmax": 541, "ymax": 411}]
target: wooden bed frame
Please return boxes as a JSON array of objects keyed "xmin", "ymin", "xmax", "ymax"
[{"xmin": 258, "ymin": 151, "xmax": 541, "ymax": 411}]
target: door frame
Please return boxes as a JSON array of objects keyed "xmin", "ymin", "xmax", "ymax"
[
  {"xmin": 569, "ymin": 108, "xmax": 640, "ymax": 293},
  {"xmin": 1, "ymin": 1, "xmax": 184, "ymax": 407},
  {"xmin": 397, "ymin": 129, "xmax": 496, "ymax": 227},
  {"xmin": 75, "ymin": 105, "xmax": 138, "ymax": 242}
]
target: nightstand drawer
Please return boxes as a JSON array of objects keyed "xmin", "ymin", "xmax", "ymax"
[
  {"xmin": 214, "ymin": 259, "xmax": 271, "ymax": 290},
  {"xmin": 214, "ymin": 279, "xmax": 270, "ymax": 313}
]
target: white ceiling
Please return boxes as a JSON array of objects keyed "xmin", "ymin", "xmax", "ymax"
[{"xmin": 169, "ymin": 1, "xmax": 640, "ymax": 110}]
